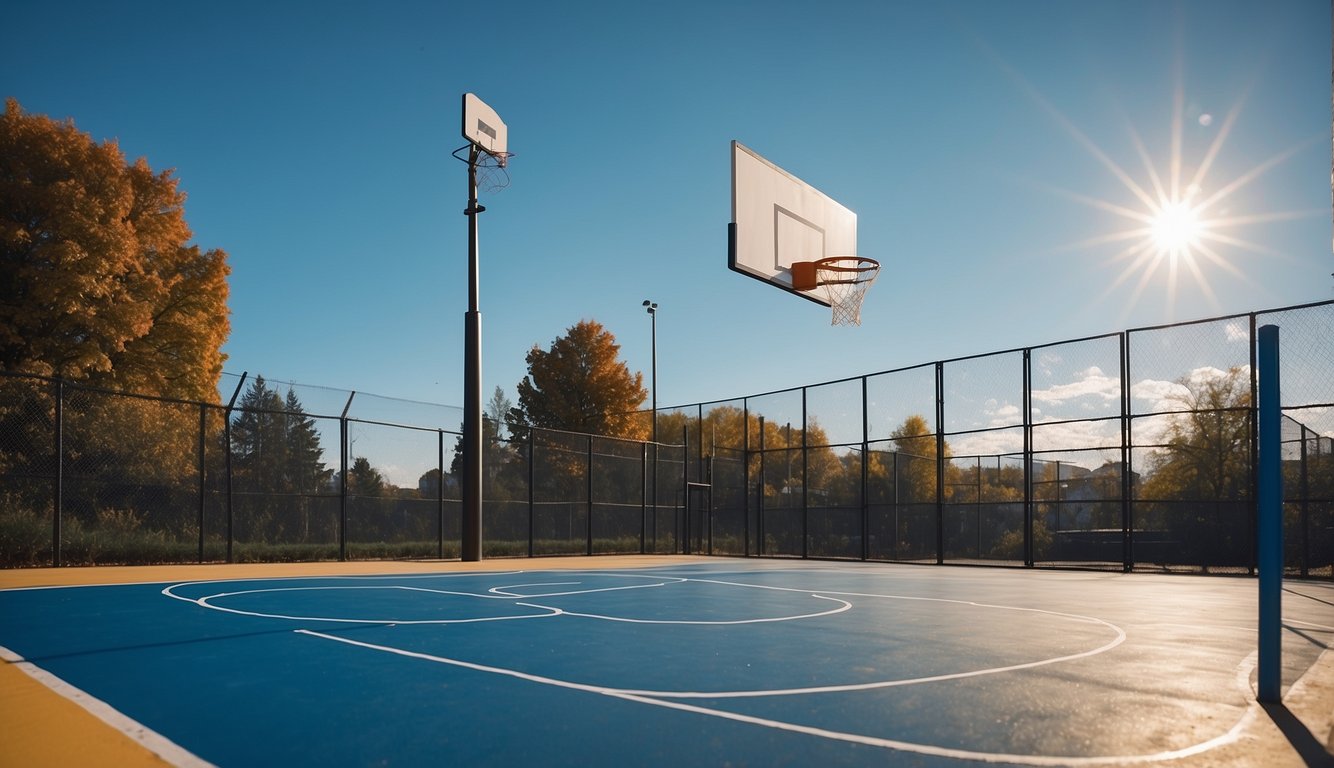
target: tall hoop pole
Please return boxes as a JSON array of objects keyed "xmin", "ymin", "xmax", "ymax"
[{"xmin": 462, "ymin": 144, "xmax": 484, "ymax": 561}]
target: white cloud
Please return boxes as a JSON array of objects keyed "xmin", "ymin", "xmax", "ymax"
[
  {"xmin": 991, "ymin": 403, "xmax": 1021, "ymax": 425},
  {"xmin": 1129, "ymin": 378, "xmax": 1190, "ymax": 410},
  {"xmin": 1030, "ymin": 366, "xmax": 1120, "ymax": 405},
  {"xmin": 950, "ymin": 430, "xmax": 1023, "ymax": 457}
]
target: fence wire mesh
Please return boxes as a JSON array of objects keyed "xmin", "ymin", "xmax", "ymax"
[{"xmin": 1, "ymin": 302, "xmax": 1330, "ymax": 576}]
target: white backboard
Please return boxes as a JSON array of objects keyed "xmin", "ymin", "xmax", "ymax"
[
  {"xmin": 461, "ymin": 93, "xmax": 507, "ymax": 156},
  {"xmin": 729, "ymin": 141, "xmax": 857, "ymax": 306}
]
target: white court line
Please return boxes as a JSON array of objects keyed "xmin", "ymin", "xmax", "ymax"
[
  {"xmin": 487, "ymin": 577, "xmax": 684, "ymax": 597},
  {"xmin": 0, "ymin": 644, "xmax": 216, "ymax": 768},
  {"xmin": 294, "ymin": 630, "xmax": 1257, "ymax": 766},
  {"xmin": 160, "ymin": 568, "xmax": 1261, "ymax": 762},
  {"xmin": 164, "ymin": 584, "xmax": 564, "ymax": 625},
  {"xmin": 524, "ymin": 592, "xmax": 852, "ymax": 626}
]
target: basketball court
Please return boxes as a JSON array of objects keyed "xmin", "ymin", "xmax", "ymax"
[
  {"xmin": 2, "ymin": 556, "xmax": 1332, "ymax": 767},
  {"xmin": 2, "ymin": 96, "xmax": 1329, "ymax": 768}
]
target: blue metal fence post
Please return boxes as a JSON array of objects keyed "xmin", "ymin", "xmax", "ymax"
[{"xmin": 1256, "ymin": 324, "xmax": 1282, "ymax": 703}]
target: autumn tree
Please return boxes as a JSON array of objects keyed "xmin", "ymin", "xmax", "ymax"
[
  {"xmin": 889, "ymin": 414, "xmax": 952, "ymax": 504},
  {"xmin": 1138, "ymin": 366, "xmax": 1253, "ymax": 565},
  {"xmin": 0, "ymin": 99, "xmax": 229, "ymax": 401},
  {"xmin": 510, "ymin": 320, "xmax": 648, "ymax": 439},
  {"xmin": 1140, "ymin": 367, "xmax": 1252, "ymax": 503}
]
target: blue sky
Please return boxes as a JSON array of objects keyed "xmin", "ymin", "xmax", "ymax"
[{"xmin": 6, "ymin": 0, "xmax": 1331, "ymax": 421}]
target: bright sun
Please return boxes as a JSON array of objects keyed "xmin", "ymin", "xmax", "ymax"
[
  {"xmin": 1043, "ymin": 91, "xmax": 1307, "ymax": 320},
  {"xmin": 1024, "ymin": 54, "xmax": 1310, "ymax": 320},
  {"xmin": 1149, "ymin": 199, "xmax": 1204, "ymax": 255}
]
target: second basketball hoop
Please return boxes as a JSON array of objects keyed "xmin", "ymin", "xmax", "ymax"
[{"xmin": 791, "ymin": 256, "xmax": 880, "ymax": 326}]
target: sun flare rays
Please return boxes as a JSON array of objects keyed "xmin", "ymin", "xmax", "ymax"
[{"xmin": 1019, "ymin": 53, "xmax": 1317, "ymax": 322}]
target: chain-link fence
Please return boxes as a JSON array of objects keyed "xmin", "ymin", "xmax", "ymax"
[
  {"xmin": 661, "ymin": 301, "xmax": 1333, "ymax": 578},
  {"xmin": 0, "ymin": 373, "xmax": 689, "ymax": 566},
  {"xmin": 2, "ymin": 301, "xmax": 1330, "ymax": 576}
]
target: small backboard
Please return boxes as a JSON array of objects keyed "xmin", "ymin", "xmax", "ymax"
[
  {"xmin": 462, "ymin": 93, "xmax": 508, "ymax": 158},
  {"xmin": 729, "ymin": 141, "xmax": 857, "ymax": 307}
]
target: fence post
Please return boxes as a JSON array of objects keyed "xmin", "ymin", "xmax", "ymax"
[
  {"xmin": 586, "ymin": 435, "xmax": 594, "ymax": 556},
  {"xmin": 935, "ymin": 362, "xmax": 945, "ymax": 565},
  {"xmin": 757, "ymin": 415, "xmax": 766, "ymax": 556},
  {"xmin": 52, "ymin": 378, "xmax": 63, "ymax": 567},
  {"xmin": 198, "ymin": 404, "xmax": 206, "ymax": 563},
  {"xmin": 437, "ymin": 430, "xmax": 445, "ymax": 559},
  {"xmin": 527, "ymin": 429, "xmax": 534, "ymax": 558},
  {"xmin": 801, "ymin": 388, "xmax": 809, "ymax": 559},
  {"xmin": 640, "ymin": 441, "xmax": 648, "ymax": 555},
  {"xmin": 743, "ymin": 401, "xmax": 750, "ymax": 558},
  {"xmin": 1299, "ymin": 423, "xmax": 1310, "ymax": 578},
  {"xmin": 861, "ymin": 376, "xmax": 870, "ymax": 562},
  {"xmin": 1022, "ymin": 350, "xmax": 1033, "ymax": 567},
  {"xmin": 892, "ymin": 451, "xmax": 899, "ymax": 561},
  {"xmin": 339, "ymin": 392, "xmax": 355, "ymax": 562},
  {"xmin": 1248, "ymin": 314, "xmax": 1260, "ymax": 576},
  {"xmin": 222, "ymin": 372, "xmax": 247, "ymax": 564},
  {"xmin": 1120, "ymin": 332, "xmax": 1133, "ymax": 572},
  {"xmin": 682, "ymin": 424, "xmax": 690, "ymax": 554},
  {"xmin": 1256, "ymin": 324, "xmax": 1282, "ymax": 703}
]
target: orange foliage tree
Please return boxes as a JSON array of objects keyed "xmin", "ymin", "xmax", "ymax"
[
  {"xmin": 510, "ymin": 319, "xmax": 648, "ymax": 439},
  {"xmin": 0, "ymin": 98, "xmax": 229, "ymax": 401}
]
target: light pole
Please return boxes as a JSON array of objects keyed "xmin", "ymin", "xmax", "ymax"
[{"xmin": 642, "ymin": 300, "xmax": 658, "ymax": 444}]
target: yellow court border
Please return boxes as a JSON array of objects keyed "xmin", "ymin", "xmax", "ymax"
[{"xmin": 1, "ymin": 557, "xmax": 1330, "ymax": 768}]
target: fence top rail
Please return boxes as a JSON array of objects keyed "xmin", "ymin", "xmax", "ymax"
[
  {"xmin": 1026, "ymin": 330, "xmax": 1124, "ymax": 353},
  {"xmin": 508, "ymin": 422, "xmax": 686, "ymax": 450},
  {"xmin": 0, "ymin": 370, "xmax": 222, "ymax": 410},
  {"xmin": 659, "ymin": 300, "xmax": 1332, "ymax": 414},
  {"xmin": 6, "ymin": 299, "xmax": 1329, "ymax": 444}
]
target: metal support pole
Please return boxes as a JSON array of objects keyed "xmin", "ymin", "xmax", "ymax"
[
  {"xmin": 743, "ymin": 401, "xmax": 751, "ymax": 557},
  {"xmin": 1299, "ymin": 425, "xmax": 1309, "ymax": 578},
  {"xmin": 1256, "ymin": 324, "xmax": 1282, "ymax": 703},
  {"xmin": 1120, "ymin": 332, "xmax": 1133, "ymax": 571},
  {"xmin": 223, "ymin": 372, "xmax": 247, "ymax": 564},
  {"xmin": 437, "ymin": 430, "xmax": 445, "ymax": 559},
  {"xmin": 861, "ymin": 376, "xmax": 869, "ymax": 561},
  {"xmin": 339, "ymin": 391, "xmax": 355, "ymax": 562},
  {"xmin": 801, "ymin": 390, "xmax": 809, "ymax": 559},
  {"xmin": 643, "ymin": 302, "xmax": 659, "ymax": 555},
  {"xmin": 892, "ymin": 451, "xmax": 899, "ymax": 561},
  {"xmin": 586, "ymin": 436, "xmax": 594, "ymax": 556},
  {"xmin": 53, "ymin": 378, "xmax": 62, "ymax": 567},
  {"xmin": 935, "ymin": 362, "xmax": 945, "ymax": 565},
  {"xmin": 643, "ymin": 300, "xmax": 658, "ymax": 445},
  {"xmin": 527, "ymin": 429, "xmax": 535, "ymax": 558},
  {"xmin": 758, "ymin": 415, "xmax": 766, "ymax": 556},
  {"xmin": 462, "ymin": 145, "xmax": 484, "ymax": 562},
  {"xmin": 641, "ymin": 442, "xmax": 648, "ymax": 554},
  {"xmin": 1248, "ymin": 314, "xmax": 1260, "ymax": 575},
  {"xmin": 1022, "ymin": 349, "xmax": 1034, "ymax": 566},
  {"xmin": 682, "ymin": 424, "xmax": 690, "ymax": 553},
  {"xmin": 198, "ymin": 404, "xmax": 206, "ymax": 563}
]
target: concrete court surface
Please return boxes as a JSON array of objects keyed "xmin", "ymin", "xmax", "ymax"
[{"xmin": 0, "ymin": 556, "xmax": 1331, "ymax": 767}]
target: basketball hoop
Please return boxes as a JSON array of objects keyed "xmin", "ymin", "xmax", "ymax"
[
  {"xmin": 791, "ymin": 256, "xmax": 880, "ymax": 326},
  {"xmin": 452, "ymin": 145, "xmax": 512, "ymax": 192}
]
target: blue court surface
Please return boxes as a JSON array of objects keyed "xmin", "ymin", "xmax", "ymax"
[{"xmin": 2, "ymin": 560, "xmax": 1331, "ymax": 767}]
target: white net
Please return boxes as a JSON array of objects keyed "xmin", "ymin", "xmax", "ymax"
[
  {"xmin": 474, "ymin": 151, "xmax": 512, "ymax": 193},
  {"xmin": 815, "ymin": 257, "xmax": 879, "ymax": 326}
]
